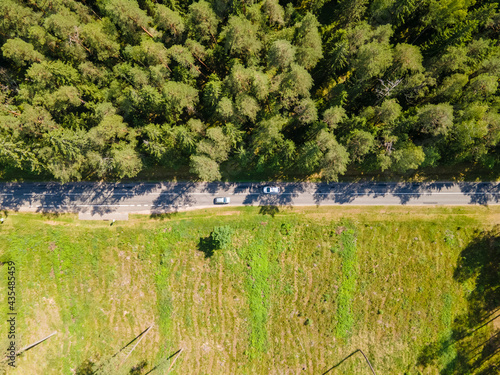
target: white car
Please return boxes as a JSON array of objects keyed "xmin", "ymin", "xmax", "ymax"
[
  {"xmin": 262, "ymin": 186, "xmax": 280, "ymax": 194},
  {"xmin": 214, "ymin": 197, "xmax": 230, "ymax": 204}
]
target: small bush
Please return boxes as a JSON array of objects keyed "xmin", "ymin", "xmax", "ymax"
[
  {"xmin": 280, "ymin": 222, "xmax": 292, "ymax": 235},
  {"xmin": 210, "ymin": 226, "xmax": 233, "ymax": 249}
]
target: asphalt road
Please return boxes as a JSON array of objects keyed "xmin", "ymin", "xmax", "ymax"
[{"xmin": 0, "ymin": 182, "xmax": 499, "ymax": 215}]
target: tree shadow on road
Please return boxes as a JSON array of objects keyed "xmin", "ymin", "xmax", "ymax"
[
  {"xmin": 150, "ymin": 183, "xmax": 197, "ymax": 215},
  {"xmin": 459, "ymin": 182, "xmax": 500, "ymax": 205},
  {"xmin": 311, "ymin": 182, "xmax": 461, "ymax": 205},
  {"xmin": 241, "ymin": 183, "xmax": 306, "ymax": 206},
  {"xmin": 417, "ymin": 225, "xmax": 500, "ymax": 374},
  {"xmin": 0, "ymin": 182, "xmax": 162, "ymax": 215}
]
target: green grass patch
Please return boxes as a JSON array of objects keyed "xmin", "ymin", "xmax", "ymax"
[
  {"xmin": 439, "ymin": 293, "xmax": 457, "ymax": 370},
  {"xmin": 155, "ymin": 236, "xmax": 174, "ymax": 354},
  {"xmin": 241, "ymin": 236, "xmax": 270, "ymax": 357},
  {"xmin": 335, "ymin": 220, "xmax": 358, "ymax": 341},
  {"xmin": 0, "ymin": 206, "xmax": 498, "ymax": 374}
]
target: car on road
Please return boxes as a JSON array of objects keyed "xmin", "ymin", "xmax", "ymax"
[
  {"xmin": 262, "ymin": 186, "xmax": 280, "ymax": 194},
  {"xmin": 214, "ymin": 197, "xmax": 230, "ymax": 204}
]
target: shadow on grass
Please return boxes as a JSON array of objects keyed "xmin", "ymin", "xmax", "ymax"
[
  {"xmin": 197, "ymin": 236, "xmax": 216, "ymax": 258},
  {"xmin": 41, "ymin": 211, "xmax": 61, "ymax": 219},
  {"xmin": 322, "ymin": 349, "xmax": 377, "ymax": 375},
  {"xmin": 76, "ymin": 348, "xmax": 184, "ymax": 375},
  {"xmin": 143, "ymin": 349, "xmax": 182, "ymax": 374},
  {"xmin": 259, "ymin": 205, "xmax": 279, "ymax": 217},
  {"xmin": 75, "ymin": 359, "xmax": 149, "ymax": 375},
  {"xmin": 417, "ymin": 225, "xmax": 500, "ymax": 374},
  {"xmin": 129, "ymin": 360, "xmax": 148, "ymax": 374},
  {"xmin": 75, "ymin": 359, "xmax": 94, "ymax": 375},
  {"xmin": 322, "ymin": 350, "xmax": 360, "ymax": 374},
  {"xmin": 149, "ymin": 213, "xmax": 176, "ymax": 220}
]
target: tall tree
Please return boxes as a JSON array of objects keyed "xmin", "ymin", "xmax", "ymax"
[
  {"xmin": 222, "ymin": 15, "xmax": 262, "ymax": 61},
  {"xmin": 188, "ymin": 1, "xmax": 219, "ymax": 44},
  {"xmin": 294, "ymin": 12, "xmax": 323, "ymax": 69},
  {"xmin": 2, "ymin": 38, "xmax": 44, "ymax": 66}
]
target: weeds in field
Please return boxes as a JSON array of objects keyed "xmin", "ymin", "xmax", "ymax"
[
  {"xmin": 155, "ymin": 235, "xmax": 174, "ymax": 351},
  {"xmin": 242, "ymin": 237, "xmax": 270, "ymax": 357},
  {"xmin": 335, "ymin": 220, "xmax": 358, "ymax": 341},
  {"xmin": 444, "ymin": 230, "xmax": 457, "ymax": 246}
]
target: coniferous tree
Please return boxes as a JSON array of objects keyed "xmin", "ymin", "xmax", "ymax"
[{"xmin": 0, "ymin": 0, "xmax": 499, "ymax": 181}]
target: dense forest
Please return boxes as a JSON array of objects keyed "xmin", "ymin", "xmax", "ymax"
[{"xmin": 0, "ymin": 0, "xmax": 499, "ymax": 181}]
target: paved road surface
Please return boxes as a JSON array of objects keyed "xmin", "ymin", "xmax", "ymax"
[{"xmin": 0, "ymin": 182, "xmax": 499, "ymax": 215}]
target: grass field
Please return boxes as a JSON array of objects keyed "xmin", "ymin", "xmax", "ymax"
[{"xmin": 0, "ymin": 206, "xmax": 499, "ymax": 374}]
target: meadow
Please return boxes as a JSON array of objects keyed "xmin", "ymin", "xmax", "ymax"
[{"xmin": 0, "ymin": 206, "xmax": 498, "ymax": 374}]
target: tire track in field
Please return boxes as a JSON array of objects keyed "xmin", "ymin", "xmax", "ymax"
[
  {"xmin": 202, "ymin": 265, "xmax": 216, "ymax": 374},
  {"xmin": 291, "ymin": 266, "xmax": 314, "ymax": 374},
  {"xmin": 229, "ymin": 271, "xmax": 247, "ymax": 374},
  {"xmin": 309, "ymin": 258, "xmax": 331, "ymax": 374},
  {"xmin": 272, "ymin": 250, "xmax": 289, "ymax": 375},
  {"xmin": 303, "ymin": 268, "xmax": 315, "ymax": 373},
  {"xmin": 277, "ymin": 310, "xmax": 295, "ymax": 374},
  {"xmin": 289, "ymin": 319, "xmax": 306, "ymax": 374},
  {"xmin": 205, "ymin": 258, "xmax": 229, "ymax": 373},
  {"xmin": 217, "ymin": 259, "xmax": 229, "ymax": 373},
  {"xmin": 284, "ymin": 246, "xmax": 301, "ymax": 372},
  {"xmin": 222, "ymin": 247, "xmax": 245, "ymax": 373},
  {"xmin": 165, "ymin": 253, "xmax": 186, "ymax": 372},
  {"xmin": 223, "ymin": 270, "xmax": 239, "ymax": 373},
  {"xmin": 290, "ymin": 246, "xmax": 308, "ymax": 374},
  {"xmin": 188, "ymin": 259, "xmax": 204, "ymax": 373},
  {"xmin": 312, "ymin": 273, "xmax": 332, "ymax": 373},
  {"xmin": 230, "ymin": 275, "xmax": 249, "ymax": 375},
  {"xmin": 228, "ymin": 288, "xmax": 240, "ymax": 375}
]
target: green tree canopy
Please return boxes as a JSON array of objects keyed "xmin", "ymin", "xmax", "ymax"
[{"xmin": 1, "ymin": 0, "xmax": 500, "ymax": 181}]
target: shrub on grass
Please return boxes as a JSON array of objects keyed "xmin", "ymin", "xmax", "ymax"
[
  {"xmin": 210, "ymin": 226, "xmax": 233, "ymax": 249},
  {"xmin": 280, "ymin": 222, "xmax": 292, "ymax": 235}
]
